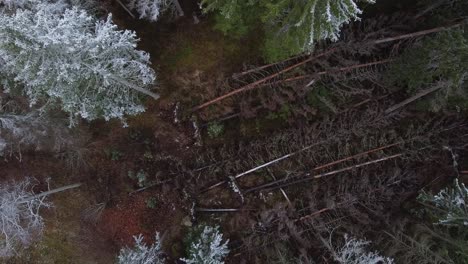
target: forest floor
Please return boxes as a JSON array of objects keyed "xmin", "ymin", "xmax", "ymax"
[{"xmin": 5, "ymin": 1, "xmax": 264, "ymax": 263}]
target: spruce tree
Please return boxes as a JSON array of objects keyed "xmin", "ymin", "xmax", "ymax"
[
  {"xmin": 0, "ymin": 2, "xmax": 158, "ymax": 125},
  {"xmin": 201, "ymin": 0, "xmax": 375, "ymax": 61}
]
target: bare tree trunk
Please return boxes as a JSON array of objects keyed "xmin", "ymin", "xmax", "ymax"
[
  {"xmin": 245, "ymin": 153, "xmax": 403, "ymax": 193},
  {"xmin": 192, "ymin": 49, "xmax": 337, "ymax": 112},
  {"xmin": 172, "ymin": 0, "xmax": 184, "ymax": 17},
  {"xmin": 258, "ymin": 59, "xmax": 392, "ymax": 87},
  {"xmin": 115, "ymin": 0, "xmax": 136, "ymax": 18},
  {"xmin": 201, "ymin": 142, "xmax": 325, "ymax": 192},
  {"xmin": 415, "ymin": 0, "xmax": 448, "ymax": 19},
  {"xmin": 19, "ymin": 183, "xmax": 82, "ymax": 203},
  {"xmin": 195, "ymin": 208, "xmax": 256, "ymax": 212},
  {"xmin": 232, "ymin": 53, "xmax": 308, "ymax": 79},
  {"xmin": 202, "ymin": 142, "xmax": 400, "ymax": 193},
  {"xmin": 385, "ymin": 85, "xmax": 444, "ymax": 114},
  {"xmin": 373, "ymin": 21, "xmax": 463, "ymax": 44}
]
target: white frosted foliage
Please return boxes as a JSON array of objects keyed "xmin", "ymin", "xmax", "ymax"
[
  {"xmin": 182, "ymin": 225, "xmax": 229, "ymax": 264},
  {"xmin": 419, "ymin": 178, "xmax": 468, "ymax": 226},
  {"xmin": 0, "ymin": 178, "xmax": 51, "ymax": 257},
  {"xmin": 0, "ymin": 3, "xmax": 157, "ymax": 125},
  {"xmin": 334, "ymin": 235, "xmax": 394, "ymax": 264},
  {"xmin": 117, "ymin": 233, "xmax": 165, "ymax": 264},
  {"xmin": 127, "ymin": 0, "xmax": 176, "ymax": 21},
  {"xmin": 306, "ymin": 0, "xmax": 376, "ymax": 46}
]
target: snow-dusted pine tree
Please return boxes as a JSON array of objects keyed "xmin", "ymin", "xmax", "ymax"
[
  {"xmin": 333, "ymin": 235, "xmax": 394, "ymax": 264},
  {"xmin": 127, "ymin": 0, "xmax": 178, "ymax": 21},
  {"xmin": 117, "ymin": 233, "xmax": 165, "ymax": 264},
  {"xmin": 0, "ymin": 178, "xmax": 51, "ymax": 257},
  {"xmin": 182, "ymin": 225, "xmax": 229, "ymax": 264},
  {"xmin": 0, "ymin": 0, "xmax": 29, "ymax": 9},
  {"xmin": 0, "ymin": 2, "xmax": 158, "ymax": 126},
  {"xmin": 418, "ymin": 178, "xmax": 468, "ymax": 226},
  {"xmin": 201, "ymin": 0, "xmax": 376, "ymax": 61}
]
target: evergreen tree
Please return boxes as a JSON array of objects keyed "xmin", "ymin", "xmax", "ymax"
[
  {"xmin": 201, "ymin": 0, "xmax": 375, "ymax": 62},
  {"xmin": 182, "ymin": 225, "xmax": 229, "ymax": 264},
  {"xmin": 117, "ymin": 233, "xmax": 165, "ymax": 264},
  {"xmin": 333, "ymin": 235, "xmax": 394, "ymax": 264},
  {"xmin": 127, "ymin": 0, "xmax": 176, "ymax": 22},
  {"xmin": 419, "ymin": 178, "xmax": 468, "ymax": 226},
  {"xmin": 0, "ymin": 2, "xmax": 158, "ymax": 126},
  {"xmin": 386, "ymin": 28, "xmax": 468, "ymax": 112}
]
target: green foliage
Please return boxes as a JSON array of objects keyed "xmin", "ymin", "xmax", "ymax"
[
  {"xmin": 386, "ymin": 29, "xmax": 468, "ymax": 112},
  {"xmin": 207, "ymin": 122, "xmax": 224, "ymax": 138},
  {"xmin": 201, "ymin": 0, "xmax": 375, "ymax": 62},
  {"xmin": 207, "ymin": 1, "xmax": 260, "ymax": 38},
  {"xmin": 128, "ymin": 169, "xmax": 150, "ymax": 187},
  {"xmin": 266, "ymin": 104, "xmax": 292, "ymax": 121},
  {"xmin": 145, "ymin": 197, "xmax": 158, "ymax": 209},
  {"xmin": 307, "ymin": 84, "xmax": 335, "ymax": 112},
  {"xmin": 105, "ymin": 148, "xmax": 123, "ymax": 161}
]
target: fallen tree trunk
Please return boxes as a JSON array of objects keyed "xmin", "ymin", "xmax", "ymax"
[
  {"xmin": 192, "ymin": 22, "xmax": 464, "ymax": 111},
  {"xmin": 19, "ymin": 183, "xmax": 82, "ymax": 203},
  {"xmin": 385, "ymin": 84, "xmax": 444, "ymax": 114},
  {"xmin": 244, "ymin": 153, "xmax": 403, "ymax": 193}
]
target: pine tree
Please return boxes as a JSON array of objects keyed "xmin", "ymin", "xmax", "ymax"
[
  {"xmin": 0, "ymin": 2, "xmax": 158, "ymax": 126},
  {"xmin": 127, "ymin": 0, "xmax": 177, "ymax": 21},
  {"xmin": 201, "ymin": 0, "xmax": 375, "ymax": 62},
  {"xmin": 333, "ymin": 235, "xmax": 394, "ymax": 264},
  {"xmin": 419, "ymin": 178, "xmax": 468, "ymax": 226},
  {"xmin": 182, "ymin": 225, "xmax": 229, "ymax": 264},
  {"xmin": 386, "ymin": 28, "xmax": 468, "ymax": 112},
  {"xmin": 117, "ymin": 233, "xmax": 165, "ymax": 264}
]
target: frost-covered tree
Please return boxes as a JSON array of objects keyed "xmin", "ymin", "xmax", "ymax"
[
  {"xmin": 418, "ymin": 178, "xmax": 468, "ymax": 226},
  {"xmin": 182, "ymin": 225, "xmax": 229, "ymax": 264},
  {"xmin": 0, "ymin": 179, "xmax": 80, "ymax": 258},
  {"xmin": 127, "ymin": 0, "xmax": 178, "ymax": 21},
  {"xmin": 201, "ymin": 0, "xmax": 376, "ymax": 61},
  {"xmin": 0, "ymin": 0, "xmax": 29, "ymax": 9},
  {"xmin": 117, "ymin": 233, "xmax": 165, "ymax": 264},
  {"xmin": 0, "ymin": 178, "xmax": 51, "ymax": 257},
  {"xmin": 0, "ymin": 2, "xmax": 158, "ymax": 125},
  {"xmin": 332, "ymin": 235, "xmax": 394, "ymax": 264}
]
